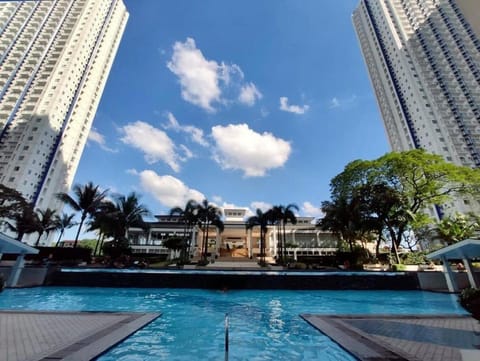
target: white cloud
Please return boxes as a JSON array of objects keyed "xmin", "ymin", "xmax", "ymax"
[
  {"xmin": 137, "ymin": 170, "xmax": 205, "ymax": 208},
  {"xmin": 279, "ymin": 97, "xmax": 310, "ymax": 114},
  {"xmin": 163, "ymin": 112, "xmax": 209, "ymax": 147},
  {"xmin": 167, "ymin": 38, "xmax": 261, "ymax": 111},
  {"xmin": 167, "ymin": 38, "xmax": 233, "ymax": 112},
  {"xmin": 88, "ymin": 128, "xmax": 116, "ymax": 152},
  {"xmin": 212, "ymin": 195, "xmax": 223, "ymax": 204},
  {"xmin": 330, "ymin": 97, "xmax": 340, "ymax": 108},
  {"xmin": 329, "ymin": 94, "xmax": 358, "ymax": 109},
  {"xmin": 120, "ymin": 121, "xmax": 181, "ymax": 172},
  {"xmin": 211, "ymin": 123, "xmax": 291, "ymax": 177},
  {"xmin": 179, "ymin": 144, "xmax": 194, "ymax": 160},
  {"xmin": 250, "ymin": 201, "xmax": 272, "ymax": 212},
  {"xmin": 239, "ymin": 82, "xmax": 262, "ymax": 106},
  {"xmin": 302, "ymin": 201, "xmax": 324, "ymax": 218}
]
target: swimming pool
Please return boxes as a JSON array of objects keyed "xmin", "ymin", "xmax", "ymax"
[{"xmin": 0, "ymin": 288, "xmax": 465, "ymax": 360}]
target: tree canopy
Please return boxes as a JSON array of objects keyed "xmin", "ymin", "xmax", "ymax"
[{"xmin": 320, "ymin": 149, "xmax": 480, "ymax": 262}]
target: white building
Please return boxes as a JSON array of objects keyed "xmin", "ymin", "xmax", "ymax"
[
  {"xmin": 128, "ymin": 209, "xmax": 340, "ymax": 261},
  {"xmin": 353, "ymin": 0, "xmax": 480, "ymax": 215},
  {"xmin": 0, "ymin": 0, "xmax": 128, "ymax": 219}
]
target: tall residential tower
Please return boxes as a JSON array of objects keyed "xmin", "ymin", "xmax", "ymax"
[
  {"xmin": 353, "ymin": 0, "xmax": 480, "ymax": 214},
  {"xmin": 0, "ymin": 0, "xmax": 128, "ymax": 217}
]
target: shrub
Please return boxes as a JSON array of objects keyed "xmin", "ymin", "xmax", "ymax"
[
  {"xmin": 196, "ymin": 259, "xmax": 209, "ymax": 266},
  {"xmin": 392, "ymin": 264, "xmax": 406, "ymax": 271},
  {"xmin": 459, "ymin": 287, "xmax": 480, "ymax": 320},
  {"xmin": 401, "ymin": 251, "xmax": 428, "ymax": 265}
]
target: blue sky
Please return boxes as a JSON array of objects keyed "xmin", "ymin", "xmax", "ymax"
[{"xmin": 74, "ymin": 0, "xmax": 389, "ymax": 225}]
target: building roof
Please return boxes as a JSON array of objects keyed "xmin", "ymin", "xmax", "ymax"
[
  {"xmin": 0, "ymin": 233, "xmax": 39, "ymax": 254},
  {"xmin": 426, "ymin": 239, "xmax": 480, "ymax": 260}
]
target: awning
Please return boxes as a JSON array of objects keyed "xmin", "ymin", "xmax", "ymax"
[
  {"xmin": 427, "ymin": 239, "xmax": 480, "ymax": 260},
  {"xmin": 0, "ymin": 233, "xmax": 39, "ymax": 254}
]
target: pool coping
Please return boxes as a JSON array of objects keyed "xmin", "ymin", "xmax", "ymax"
[
  {"xmin": 301, "ymin": 314, "xmax": 480, "ymax": 361},
  {"xmin": 0, "ymin": 310, "xmax": 160, "ymax": 361}
]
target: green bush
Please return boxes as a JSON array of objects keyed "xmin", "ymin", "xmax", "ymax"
[
  {"xmin": 401, "ymin": 251, "xmax": 428, "ymax": 265},
  {"xmin": 459, "ymin": 287, "xmax": 480, "ymax": 307},
  {"xmin": 392, "ymin": 264, "xmax": 406, "ymax": 271},
  {"xmin": 196, "ymin": 259, "xmax": 209, "ymax": 266}
]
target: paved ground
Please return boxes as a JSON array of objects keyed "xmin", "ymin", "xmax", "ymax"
[
  {"xmin": 302, "ymin": 314, "xmax": 480, "ymax": 361},
  {"xmin": 0, "ymin": 310, "xmax": 160, "ymax": 361}
]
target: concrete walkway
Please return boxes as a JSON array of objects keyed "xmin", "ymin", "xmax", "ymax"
[
  {"xmin": 302, "ymin": 314, "xmax": 480, "ymax": 361},
  {"xmin": 0, "ymin": 310, "xmax": 160, "ymax": 361}
]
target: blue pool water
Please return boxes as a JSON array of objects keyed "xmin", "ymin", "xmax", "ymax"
[{"xmin": 0, "ymin": 287, "xmax": 465, "ymax": 360}]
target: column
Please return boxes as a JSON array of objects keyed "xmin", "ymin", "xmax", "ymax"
[
  {"xmin": 441, "ymin": 256, "xmax": 458, "ymax": 292},
  {"xmin": 461, "ymin": 257, "xmax": 478, "ymax": 288},
  {"xmin": 6, "ymin": 253, "xmax": 25, "ymax": 287},
  {"xmin": 247, "ymin": 229, "xmax": 252, "ymax": 258}
]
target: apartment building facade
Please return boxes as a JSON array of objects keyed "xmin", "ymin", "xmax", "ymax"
[
  {"xmin": 0, "ymin": 0, "xmax": 128, "ymax": 219},
  {"xmin": 353, "ymin": 0, "xmax": 480, "ymax": 214}
]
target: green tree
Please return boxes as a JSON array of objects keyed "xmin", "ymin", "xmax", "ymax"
[
  {"xmin": 246, "ymin": 208, "xmax": 270, "ymax": 264},
  {"xmin": 170, "ymin": 199, "xmax": 199, "ymax": 263},
  {"xmin": 322, "ymin": 149, "xmax": 480, "ymax": 263},
  {"xmin": 54, "ymin": 213, "xmax": 77, "ymax": 247},
  {"xmin": 196, "ymin": 199, "xmax": 223, "ymax": 261},
  {"xmin": 271, "ymin": 204, "xmax": 298, "ymax": 263},
  {"xmin": 34, "ymin": 208, "xmax": 58, "ymax": 246},
  {"xmin": 6, "ymin": 205, "xmax": 40, "ymax": 242},
  {"xmin": 56, "ymin": 182, "xmax": 108, "ymax": 248},
  {"xmin": 109, "ymin": 192, "xmax": 149, "ymax": 245},
  {"xmin": 435, "ymin": 213, "xmax": 479, "ymax": 245},
  {"xmin": 0, "ymin": 184, "xmax": 28, "ymax": 222}
]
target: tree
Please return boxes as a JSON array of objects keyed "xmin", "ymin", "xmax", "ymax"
[
  {"xmin": 56, "ymin": 182, "xmax": 108, "ymax": 248},
  {"xmin": 319, "ymin": 196, "xmax": 366, "ymax": 253},
  {"xmin": 0, "ymin": 184, "xmax": 28, "ymax": 221},
  {"xmin": 246, "ymin": 208, "xmax": 270, "ymax": 264},
  {"xmin": 34, "ymin": 208, "xmax": 58, "ymax": 246},
  {"xmin": 87, "ymin": 200, "xmax": 116, "ymax": 256},
  {"xmin": 276, "ymin": 204, "xmax": 298, "ymax": 263},
  {"xmin": 163, "ymin": 236, "xmax": 185, "ymax": 260},
  {"xmin": 435, "ymin": 213, "xmax": 480, "ymax": 245},
  {"xmin": 54, "ymin": 213, "xmax": 77, "ymax": 247},
  {"xmin": 196, "ymin": 199, "xmax": 223, "ymax": 261},
  {"xmin": 6, "ymin": 205, "xmax": 40, "ymax": 242},
  {"xmin": 170, "ymin": 199, "xmax": 199, "ymax": 263},
  {"xmin": 322, "ymin": 149, "xmax": 480, "ymax": 263},
  {"xmin": 109, "ymin": 192, "xmax": 149, "ymax": 245}
]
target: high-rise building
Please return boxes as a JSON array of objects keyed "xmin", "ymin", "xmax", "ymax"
[
  {"xmin": 353, "ymin": 0, "xmax": 480, "ymax": 214},
  {"xmin": 0, "ymin": 0, "xmax": 128, "ymax": 218}
]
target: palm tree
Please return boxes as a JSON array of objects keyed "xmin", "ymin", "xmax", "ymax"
[
  {"xmin": 87, "ymin": 200, "xmax": 116, "ymax": 256},
  {"xmin": 54, "ymin": 213, "xmax": 77, "ymax": 247},
  {"xmin": 246, "ymin": 208, "xmax": 270, "ymax": 264},
  {"xmin": 34, "ymin": 208, "xmax": 58, "ymax": 246},
  {"xmin": 6, "ymin": 205, "xmax": 40, "ymax": 242},
  {"xmin": 275, "ymin": 204, "xmax": 299, "ymax": 263},
  {"xmin": 196, "ymin": 199, "xmax": 223, "ymax": 261},
  {"xmin": 170, "ymin": 199, "xmax": 199, "ymax": 263},
  {"xmin": 110, "ymin": 192, "xmax": 150, "ymax": 245},
  {"xmin": 56, "ymin": 182, "xmax": 108, "ymax": 248}
]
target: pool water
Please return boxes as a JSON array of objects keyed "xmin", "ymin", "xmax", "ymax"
[{"xmin": 0, "ymin": 288, "xmax": 465, "ymax": 360}]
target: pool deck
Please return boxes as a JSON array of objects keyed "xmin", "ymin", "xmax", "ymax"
[
  {"xmin": 302, "ymin": 314, "xmax": 480, "ymax": 361},
  {"xmin": 0, "ymin": 310, "xmax": 160, "ymax": 361}
]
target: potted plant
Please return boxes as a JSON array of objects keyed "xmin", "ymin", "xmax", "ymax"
[{"xmin": 459, "ymin": 288, "xmax": 480, "ymax": 320}]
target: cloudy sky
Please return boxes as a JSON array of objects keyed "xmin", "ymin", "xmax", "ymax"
[{"xmin": 74, "ymin": 0, "xmax": 389, "ymax": 225}]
